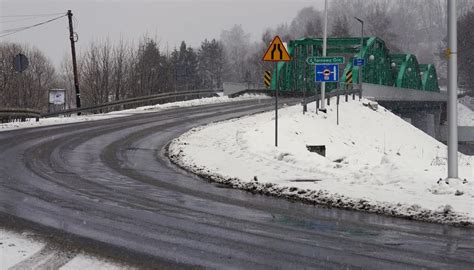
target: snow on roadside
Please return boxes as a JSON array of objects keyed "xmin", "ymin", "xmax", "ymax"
[
  {"xmin": 0, "ymin": 228, "xmax": 130, "ymax": 269},
  {"xmin": 61, "ymin": 253, "xmax": 130, "ymax": 270},
  {"xmin": 0, "ymin": 94, "xmax": 269, "ymax": 132},
  {"xmin": 169, "ymin": 98, "xmax": 474, "ymax": 225},
  {"xmin": 0, "ymin": 228, "xmax": 44, "ymax": 268}
]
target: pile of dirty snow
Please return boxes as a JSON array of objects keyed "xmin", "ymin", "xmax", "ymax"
[{"xmin": 169, "ymin": 97, "xmax": 473, "ymax": 225}]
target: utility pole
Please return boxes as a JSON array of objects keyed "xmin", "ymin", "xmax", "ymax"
[
  {"xmin": 67, "ymin": 10, "xmax": 81, "ymax": 113},
  {"xmin": 320, "ymin": 0, "xmax": 328, "ymax": 113},
  {"xmin": 446, "ymin": 0, "xmax": 459, "ymax": 180}
]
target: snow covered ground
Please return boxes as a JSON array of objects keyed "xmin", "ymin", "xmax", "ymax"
[
  {"xmin": 169, "ymin": 97, "xmax": 474, "ymax": 225},
  {"xmin": 0, "ymin": 228, "xmax": 44, "ymax": 268},
  {"xmin": 0, "ymin": 94, "xmax": 269, "ymax": 132},
  {"xmin": 0, "ymin": 228, "xmax": 127, "ymax": 269}
]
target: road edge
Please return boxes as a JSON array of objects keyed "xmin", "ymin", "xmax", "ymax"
[{"xmin": 165, "ymin": 125, "xmax": 473, "ymax": 228}]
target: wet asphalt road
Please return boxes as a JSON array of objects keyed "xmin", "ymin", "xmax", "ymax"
[{"xmin": 0, "ymin": 99, "xmax": 473, "ymax": 269}]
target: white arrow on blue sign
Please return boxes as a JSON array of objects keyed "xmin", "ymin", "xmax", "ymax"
[{"xmin": 315, "ymin": 64, "xmax": 339, "ymax": 82}]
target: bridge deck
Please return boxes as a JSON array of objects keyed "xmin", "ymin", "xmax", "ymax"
[{"xmin": 362, "ymin": 83, "xmax": 447, "ymax": 102}]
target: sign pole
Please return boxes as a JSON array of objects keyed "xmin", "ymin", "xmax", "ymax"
[
  {"xmin": 320, "ymin": 0, "xmax": 328, "ymax": 113},
  {"xmin": 275, "ymin": 62, "xmax": 279, "ymax": 147},
  {"xmin": 262, "ymin": 35, "xmax": 291, "ymax": 147}
]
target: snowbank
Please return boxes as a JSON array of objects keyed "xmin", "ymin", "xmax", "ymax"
[
  {"xmin": 169, "ymin": 98, "xmax": 474, "ymax": 225},
  {"xmin": 0, "ymin": 228, "xmax": 44, "ymax": 268},
  {"xmin": 0, "ymin": 228, "xmax": 129, "ymax": 269},
  {"xmin": 0, "ymin": 94, "xmax": 269, "ymax": 132},
  {"xmin": 61, "ymin": 253, "xmax": 128, "ymax": 270}
]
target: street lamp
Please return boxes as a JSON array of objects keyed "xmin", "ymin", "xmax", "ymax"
[
  {"xmin": 446, "ymin": 0, "xmax": 459, "ymax": 181},
  {"xmin": 354, "ymin": 17, "xmax": 364, "ymax": 86}
]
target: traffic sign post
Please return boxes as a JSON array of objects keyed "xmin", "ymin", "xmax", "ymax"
[
  {"xmin": 263, "ymin": 36, "xmax": 291, "ymax": 147},
  {"xmin": 262, "ymin": 36, "xmax": 291, "ymax": 62},
  {"xmin": 308, "ymin": 57, "xmax": 343, "ymax": 112},
  {"xmin": 353, "ymin": 58, "xmax": 365, "ymax": 67},
  {"xmin": 315, "ymin": 64, "xmax": 339, "ymax": 82},
  {"xmin": 274, "ymin": 62, "xmax": 278, "ymax": 147},
  {"xmin": 306, "ymin": 56, "xmax": 344, "ymax": 65}
]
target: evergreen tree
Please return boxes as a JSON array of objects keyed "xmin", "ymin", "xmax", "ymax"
[{"xmin": 198, "ymin": 39, "xmax": 224, "ymax": 89}]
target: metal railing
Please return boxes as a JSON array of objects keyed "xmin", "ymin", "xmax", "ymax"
[
  {"xmin": 41, "ymin": 89, "xmax": 221, "ymax": 118},
  {"xmin": 0, "ymin": 108, "xmax": 41, "ymax": 123},
  {"xmin": 0, "ymin": 89, "xmax": 221, "ymax": 122},
  {"xmin": 302, "ymin": 88, "xmax": 362, "ymax": 107}
]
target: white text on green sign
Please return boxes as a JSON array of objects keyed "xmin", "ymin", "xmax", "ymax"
[{"xmin": 306, "ymin": 56, "xmax": 345, "ymax": 65}]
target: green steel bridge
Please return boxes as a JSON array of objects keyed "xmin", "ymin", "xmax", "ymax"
[{"xmin": 270, "ymin": 37, "xmax": 440, "ymax": 94}]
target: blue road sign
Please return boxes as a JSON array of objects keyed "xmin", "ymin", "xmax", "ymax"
[
  {"xmin": 353, "ymin": 58, "xmax": 365, "ymax": 67},
  {"xmin": 315, "ymin": 64, "xmax": 339, "ymax": 82}
]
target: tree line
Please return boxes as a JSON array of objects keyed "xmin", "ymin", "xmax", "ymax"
[{"xmin": 1, "ymin": 0, "xmax": 473, "ymax": 111}]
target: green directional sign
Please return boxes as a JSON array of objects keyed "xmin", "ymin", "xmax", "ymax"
[{"xmin": 306, "ymin": 56, "xmax": 345, "ymax": 65}]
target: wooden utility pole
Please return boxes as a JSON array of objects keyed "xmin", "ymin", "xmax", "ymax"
[{"xmin": 67, "ymin": 10, "xmax": 81, "ymax": 112}]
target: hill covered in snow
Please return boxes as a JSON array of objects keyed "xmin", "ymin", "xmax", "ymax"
[{"xmin": 170, "ymin": 98, "xmax": 473, "ymax": 225}]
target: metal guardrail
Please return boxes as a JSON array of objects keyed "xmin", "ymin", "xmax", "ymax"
[
  {"xmin": 302, "ymin": 88, "xmax": 362, "ymax": 107},
  {"xmin": 0, "ymin": 108, "xmax": 41, "ymax": 123},
  {"xmin": 41, "ymin": 89, "xmax": 221, "ymax": 118},
  {"xmin": 0, "ymin": 89, "xmax": 221, "ymax": 122},
  {"xmin": 228, "ymin": 89, "xmax": 273, "ymax": 98}
]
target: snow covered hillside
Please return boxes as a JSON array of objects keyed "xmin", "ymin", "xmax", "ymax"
[{"xmin": 169, "ymin": 98, "xmax": 474, "ymax": 225}]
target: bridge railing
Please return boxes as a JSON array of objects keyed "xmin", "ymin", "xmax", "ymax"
[
  {"xmin": 0, "ymin": 89, "xmax": 221, "ymax": 122},
  {"xmin": 302, "ymin": 88, "xmax": 362, "ymax": 108},
  {"xmin": 42, "ymin": 89, "xmax": 221, "ymax": 118},
  {"xmin": 0, "ymin": 108, "xmax": 42, "ymax": 123}
]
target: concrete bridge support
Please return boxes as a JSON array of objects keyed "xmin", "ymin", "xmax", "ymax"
[{"xmin": 402, "ymin": 110, "xmax": 442, "ymax": 139}]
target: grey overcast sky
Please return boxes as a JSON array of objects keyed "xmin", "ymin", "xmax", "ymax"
[{"xmin": 1, "ymin": 0, "xmax": 324, "ymax": 68}]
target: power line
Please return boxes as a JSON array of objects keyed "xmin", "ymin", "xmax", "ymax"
[
  {"xmin": 1, "ymin": 16, "xmax": 57, "ymax": 24},
  {"xmin": 0, "ymin": 14, "xmax": 67, "ymax": 38},
  {"xmin": 0, "ymin": 12, "xmax": 65, "ymax": 18}
]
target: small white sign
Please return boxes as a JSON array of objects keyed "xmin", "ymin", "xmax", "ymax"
[{"xmin": 49, "ymin": 89, "xmax": 65, "ymax": 105}]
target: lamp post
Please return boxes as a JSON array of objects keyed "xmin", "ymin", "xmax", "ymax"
[
  {"xmin": 446, "ymin": 0, "xmax": 459, "ymax": 181},
  {"xmin": 354, "ymin": 17, "xmax": 364, "ymax": 87}
]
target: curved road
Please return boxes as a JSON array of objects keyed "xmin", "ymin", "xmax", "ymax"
[{"xmin": 0, "ymin": 99, "xmax": 473, "ymax": 269}]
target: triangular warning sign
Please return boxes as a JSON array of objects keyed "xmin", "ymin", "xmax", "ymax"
[{"xmin": 263, "ymin": 36, "xmax": 291, "ymax": 62}]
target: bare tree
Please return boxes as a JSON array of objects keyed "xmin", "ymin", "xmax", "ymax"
[
  {"xmin": 331, "ymin": 15, "xmax": 351, "ymax": 37},
  {"xmin": 220, "ymin": 24, "xmax": 250, "ymax": 83},
  {"xmin": 0, "ymin": 42, "xmax": 57, "ymax": 111}
]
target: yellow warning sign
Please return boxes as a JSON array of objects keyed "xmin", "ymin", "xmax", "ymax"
[
  {"xmin": 264, "ymin": 71, "xmax": 272, "ymax": 88},
  {"xmin": 262, "ymin": 36, "xmax": 291, "ymax": 62}
]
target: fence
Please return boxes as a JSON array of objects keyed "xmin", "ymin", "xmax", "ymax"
[{"xmin": 1, "ymin": 89, "xmax": 221, "ymax": 122}]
